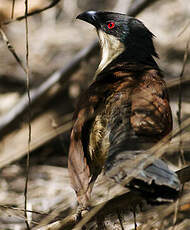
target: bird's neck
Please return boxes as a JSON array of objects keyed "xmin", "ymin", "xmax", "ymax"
[
  {"xmin": 96, "ymin": 30, "xmax": 158, "ymax": 77},
  {"xmin": 96, "ymin": 30, "xmax": 125, "ymax": 76}
]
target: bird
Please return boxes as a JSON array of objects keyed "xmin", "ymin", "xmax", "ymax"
[{"xmin": 68, "ymin": 11, "xmax": 180, "ymax": 210}]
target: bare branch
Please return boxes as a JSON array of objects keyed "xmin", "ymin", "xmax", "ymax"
[
  {"xmin": 173, "ymin": 39, "xmax": 190, "ymax": 227},
  {"xmin": 2, "ymin": 0, "xmax": 61, "ymax": 25},
  {"xmin": 0, "ymin": 40, "xmax": 98, "ymax": 133},
  {"xmin": 176, "ymin": 39, "xmax": 189, "ymax": 165},
  {"xmin": 24, "ymin": 0, "xmax": 31, "ymax": 229},
  {"xmin": 0, "ymin": 28, "xmax": 27, "ymax": 73},
  {"xmin": 0, "ymin": 205, "xmax": 47, "ymax": 216},
  {"xmin": 127, "ymin": 0, "xmax": 159, "ymax": 16},
  {"xmin": 11, "ymin": 0, "xmax": 16, "ymax": 19}
]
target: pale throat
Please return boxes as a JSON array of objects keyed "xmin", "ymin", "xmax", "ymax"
[{"xmin": 96, "ymin": 30, "xmax": 125, "ymax": 76}]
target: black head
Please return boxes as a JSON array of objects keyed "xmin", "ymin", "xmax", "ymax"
[{"xmin": 77, "ymin": 11, "xmax": 158, "ymax": 71}]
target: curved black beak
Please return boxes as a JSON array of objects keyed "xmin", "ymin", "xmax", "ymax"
[{"xmin": 76, "ymin": 11, "xmax": 98, "ymax": 28}]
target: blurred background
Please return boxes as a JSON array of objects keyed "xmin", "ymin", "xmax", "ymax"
[{"xmin": 0, "ymin": 0, "xmax": 189, "ymax": 229}]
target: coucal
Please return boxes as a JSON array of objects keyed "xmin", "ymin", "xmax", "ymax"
[{"xmin": 68, "ymin": 11, "xmax": 180, "ymax": 210}]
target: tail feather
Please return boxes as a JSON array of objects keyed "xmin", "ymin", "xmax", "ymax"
[
  {"xmin": 105, "ymin": 150, "xmax": 180, "ymax": 201},
  {"xmin": 105, "ymin": 101, "xmax": 180, "ymax": 201}
]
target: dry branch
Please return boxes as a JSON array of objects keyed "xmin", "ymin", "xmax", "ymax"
[
  {"xmin": 0, "ymin": 40, "xmax": 98, "ymax": 134},
  {"xmin": 24, "ymin": 0, "xmax": 31, "ymax": 228},
  {"xmin": 0, "ymin": 28, "xmax": 27, "ymax": 73},
  {"xmin": 0, "ymin": 112, "xmax": 72, "ymax": 169},
  {"xmin": 2, "ymin": 0, "xmax": 61, "ymax": 25},
  {"xmin": 177, "ymin": 39, "xmax": 189, "ymax": 166},
  {"xmin": 127, "ymin": 0, "xmax": 158, "ymax": 16},
  {"xmin": 11, "ymin": 0, "xmax": 16, "ymax": 19}
]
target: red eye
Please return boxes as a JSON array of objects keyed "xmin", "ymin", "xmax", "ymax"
[{"xmin": 107, "ymin": 22, "xmax": 115, "ymax": 29}]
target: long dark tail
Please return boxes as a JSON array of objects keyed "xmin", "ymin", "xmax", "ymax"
[
  {"xmin": 105, "ymin": 145, "xmax": 180, "ymax": 201},
  {"xmin": 105, "ymin": 92, "xmax": 180, "ymax": 200},
  {"xmin": 104, "ymin": 105, "xmax": 180, "ymax": 201}
]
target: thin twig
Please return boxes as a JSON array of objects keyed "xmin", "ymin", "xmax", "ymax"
[
  {"xmin": 173, "ymin": 39, "xmax": 189, "ymax": 228},
  {"xmin": 3, "ymin": 0, "xmax": 61, "ymax": 25},
  {"xmin": 177, "ymin": 20, "xmax": 190, "ymax": 37},
  {"xmin": 0, "ymin": 28, "xmax": 27, "ymax": 73},
  {"xmin": 172, "ymin": 199, "xmax": 180, "ymax": 230},
  {"xmin": 11, "ymin": 0, "xmax": 16, "ymax": 19},
  {"xmin": 24, "ymin": 0, "xmax": 31, "ymax": 229},
  {"xmin": 133, "ymin": 209, "xmax": 137, "ymax": 230},
  {"xmin": 0, "ymin": 205, "xmax": 47, "ymax": 216},
  {"xmin": 117, "ymin": 212, "xmax": 125, "ymax": 230},
  {"xmin": 176, "ymin": 40, "xmax": 189, "ymax": 166},
  {"xmin": 127, "ymin": 0, "xmax": 158, "ymax": 16}
]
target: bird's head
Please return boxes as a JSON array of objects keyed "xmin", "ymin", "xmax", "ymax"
[{"xmin": 77, "ymin": 11, "xmax": 158, "ymax": 74}]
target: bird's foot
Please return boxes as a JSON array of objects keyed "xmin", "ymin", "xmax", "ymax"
[{"xmin": 75, "ymin": 205, "xmax": 90, "ymax": 222}]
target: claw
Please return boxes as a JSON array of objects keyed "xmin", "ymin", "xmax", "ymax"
[{"xmin": 75, "ymin": 205, "xmax": 90, "ymax": 222}]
